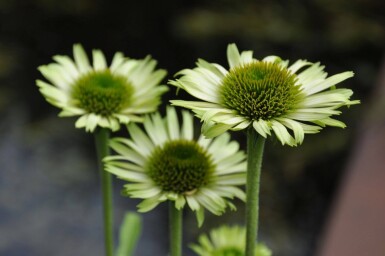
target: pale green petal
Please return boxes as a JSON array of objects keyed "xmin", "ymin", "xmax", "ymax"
[
  {"xmin": 110, "ymin": 52, "xmax": 125, "ymax": 72},
  {"xmin": 105, "ymin": 166, "xmax": 148, "ymax": 182},
  {"xmin": 215, "ymin": 151, "xmax": 246, "ymax": 172},
  {"xmin": 143, "ymin": 112, "xmax": 168, "ymax": 145},
  {"xmin": 186, "ymin": 196, "xmax": 200, "ymax": 211},
  {"xmin": 231, "ymin": 120, "xmax": 251, "ymax": 130},
  {"xmin": 75, "ymin": 115, "xmax": 89, "ymax": 129},
  {"xmin": 196, "ymin": 207, "xmax": 205, "ymax": 228},
  {"xmin": 240, "ymin": 50, "xmax": 254, "ymax": 64},
  {"xmin": 52, "ymin": 55, "xmax": 79, "ymax": 78},
  {"xmin": 252, "ymin": 119, "xmax": 271, "ymax": 138},
  {"xmin": 213, "ymin": 186, "xmax": 246, "ymax": 201},
  {"xmin": 107, "ymin": 117, "xmax": 120, "ymax": 131},
  {"xmin": 38, "ymin": 65, "xmax": 69, "ymax": 91},
  {"xmin": 296, "ymin": 62, "xmax": 326, "ymax": 85},
  {"xmin": 127, "ymin": 123, "xmax": 154, "ymax": 155},
  {"xmin": 181, "ymin": 110, "xmax": 194, "ymax": 140},
  {"xmin": 170, "ymin": 100, "xmax": 220, "ymax": 110},
  {"xmin": 288, "ymin": 59, "xmax": 311, "ymax": 73},
  {"xmin": 92, "ymin": 49, "xmax": 107, "ymax": 70},
  {"xmin": 271, "ymin": 120, "xmax": 295, "ymax": 146},
  {"xmin": 58, "ymin": 107, "xmax": 86, "ymax": 116},
  {"xmin": 227, "ymin": 43, "xmax": 241, "ymax": 69},
  {"xmin": 216, "ymin": 173, "xmax": 246, "ymax": 185},
  {"xmin": 129, "ymin": 187, "xmax": 161, "ymax": 199},
  {"xmin": 105, "ymin": 160, "xmax": 144, "ymax": 172},
  {"xmin": 215, "ymin": 161, "xmax": 247, "ymax": 175},
  {"xmin": 114, "ymin": 60, "xmax": 137, "ymax": 76},
  {"xmin": 166, "ymin": 106, "xmax": 180, "ymax": 140},
  {"xmin": 313, "ymin": 118, "xmax": 346, "ymax": 128},
  {"xmin": 138, "ymin": 69, "xmax": 167, "ymax": 90},
  {"xmin": 202, "ymin": 122, "xmax": 233, "ymax": 138},
  {"xmin": 137, "ymin": 196, "xmax": 165, "ymax": 212},
  {"xmin": 108, "ymin": 139, "xmax": 146, "ymax": 165},
  {"xmin": 73, "ymin": 44, "xmax": 91, "ymax": 73},
  {"xmin": 262, "ymin": 55, "xmax": 282, "ymax": 63},
  {"xmin": 197, "ymin": 134, "xmax": 212, "ymax": 149},
  {"xmin": 169, "ymin": 77, "xmax": 218, "ymax": 103},
  {"xmin": 175, "ymin": 196, "xmax": 186, "ymax": 209},
  {"xmin": 305, "ymin": 71, "xmax": 354, "ymax": 95},
  {"xmin": 84, "ymin": 113, "xmax": 100, "ymax": 132},
  {"xmin": 196, "ymin": 59, "xmax": 227, "ymax": 79},
  {"xmin": 36, "ymin": 80, "xmax": 68, "ymax": 105},
  {"xmin": 276, "ymin": 117, "xmax": 305, "ymax": 144}
]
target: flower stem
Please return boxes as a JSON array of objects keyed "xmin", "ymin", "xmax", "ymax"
[
  {"xmin": 95, "ymin": 128, "xmax": 114, "ymax": 256},
  {"xmin": 245, "ymin": 127, "xmax": 266, "ymax": 256},
  {"xmin": 169, "ymin": 202, "xmax": 182, "ymax": 256}
]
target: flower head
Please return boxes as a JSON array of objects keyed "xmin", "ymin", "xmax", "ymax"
[
  {"xmin": 104, "ymin": 107, "xmax": 246, "ymax": 225},
  {"xmin": 37, "ymin": 44, "xmax": 168, "ymax": 132},
  {"xmin": 190, "ymin": 225, "xmax": 272, "ymax": 256},
  {"xmin": 170, "ymin": 43, "xmax": 359, "ymax": 146}
]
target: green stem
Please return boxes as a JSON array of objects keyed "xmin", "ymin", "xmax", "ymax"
[
  {"xmin": 169, "ymin": 202, "xmax": 182, "ymax": 256},
  {"xmin": 245, "ymin": 127, "xmax": 266, "ymax": 256},
  {"xmin": 95, "ymin": 128, "xmax": 114, "ymax": 256}
]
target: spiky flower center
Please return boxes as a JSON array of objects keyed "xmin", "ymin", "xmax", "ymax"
[
  {"xmin": 146, "ymin": 139, "xmax": 215, "ymax": 194},
  {"xmin": 71, "ymin": 70, "xmax": 133, "ymax": 115},
  {"xmin": 219, "ymin": 61, "xmax": 302, "ymax": 120},
  {"xmin": 212, "ymin": 247, "xmax": 243, "ymax": 256}
]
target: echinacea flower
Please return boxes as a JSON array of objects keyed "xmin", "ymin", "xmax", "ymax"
[
  {"xmin": 37, "ymin": 44, "xmax": 168, "ymax": 132},
  {"xmin": 190, "ymin": 225, "xmax": 272, "ymax": 256},
  {"xmin": 104, "ymin": 107, "xmax": 246, "ymax": 225},
  {"xmin": 170, "ymin": 43, "xmax": 359, "ymax": 146}
]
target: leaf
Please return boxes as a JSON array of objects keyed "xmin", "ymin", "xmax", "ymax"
[{"xmin": 116, "ymin": 212, "xmax": 142, "ymax": 256}]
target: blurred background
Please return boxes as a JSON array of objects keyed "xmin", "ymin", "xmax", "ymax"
[{"xmin": 0, "ymin": 0, "xmax": 384, "ymax": 255}]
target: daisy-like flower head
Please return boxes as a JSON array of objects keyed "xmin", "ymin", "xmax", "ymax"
[
  {"xmin": 170, "ymin": 43, "xmax": 360, "ymax": 146},
  {"xmin": 37, "ymin": 44, "xmax": 168, "ymax": 132},
  {"xmin": 190, "ymin": 225, "xmax": 272, "ymax": 256},
  {"xmin": 104, "ymin": 107, "xmax": 246, "ymax": 226}
]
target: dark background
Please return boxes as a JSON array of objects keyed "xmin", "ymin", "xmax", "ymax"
[{"xmin": 0, "ymin": 0, "xmax": 384, "ymax": 255}]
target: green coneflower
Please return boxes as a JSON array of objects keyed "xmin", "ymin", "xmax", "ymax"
[
  {"xmin": 104, "ymin": 106, "xmax": 246, "ymax": 256},
  {"xmin": 104, "ymin": 106, "xmax": 246, "ymax": 224},
  {"xmin": 190, "ymin": 225, "xmax": 272, "ymax": 256},
  {"xmin": 169, "ymin": 43, "xmax": 359, "ymax": 256},
  {"xmin": 37, "ymin": 43, "xmax": 168, "ymax": 132},
  {"xmin": 169, "ymin": 43, "xmax": 359, "ymax": 146}
]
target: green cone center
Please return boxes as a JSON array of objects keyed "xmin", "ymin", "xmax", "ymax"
[
  {"xmin": 146, "ymin": 139, "xmax": 215, "ymax": 194},
  {"xmin": 71, "ymin": 70, "xmax": 133, "ymax": 115},
  {"xmin": 219, "ymin": 61, "xmax": 302, "ymax": 120},
  {"xmin": 213, "ymin": 247, "xmax": 243, "ymax": 256}
]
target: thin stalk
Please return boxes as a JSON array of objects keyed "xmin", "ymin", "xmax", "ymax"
[
  {"xmin": 245, "ymin": 127, "xmax": 266, "ymax": 256},
  {"xmin": 169, "ymin": 202, "xmax": 182, "ymax": 256},
  {"xmin": 95, "ymin": 128, "xmax": 114, "ymax": 256}
]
